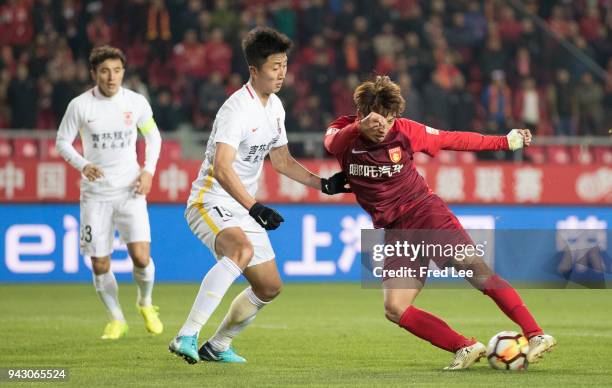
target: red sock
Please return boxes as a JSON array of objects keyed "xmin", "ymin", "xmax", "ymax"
[
  {"xmin": 398, "ymin": 306, "xmax": 475, "ymax": 353},
  {"xmin": 483, "ymin": 275, "xmax": 543, "ymax": 338}
]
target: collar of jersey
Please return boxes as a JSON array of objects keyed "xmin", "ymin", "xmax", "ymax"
[
  {"xmin": 93, "ymin": 86, "xmax": 123, "ymax": 101},
  {"xmin": 245, "ymin": 81, "xmax": 272, "ymax": 109}
]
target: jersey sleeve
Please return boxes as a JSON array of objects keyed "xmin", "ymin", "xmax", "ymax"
[
  {"xmin": 213, "ymin": 104, "xmax": 247, "ymax": 150},
  {"xmin": 56, "ymin": 99, "xmax": 89, "ymax": 171},
  {"xmin": 323, "ymin": 115, "xmax": 360, "ymax": 156},
  {"xmin": 136, "ymin": 96, "xmax": 162, "ymax": 175},
  {"xmin": 397, "ymin": 119, "xmax": 509, "ymax": 156}
]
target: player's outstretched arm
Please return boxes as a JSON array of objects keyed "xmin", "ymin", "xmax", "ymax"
[
  {"xmin": 269, "ymin": 145, "xmax": 350, "ymax": 195},
  {"xmin": 269, "ymin": 145, "xmax": 321, "ymax": 189},
  {"xmin": 403, "ymin": 120, "xmax": 532, "ymax": 156},
  {"xmin": 437, "ymin": 128, "xmax": 532, "ymax": 152}
]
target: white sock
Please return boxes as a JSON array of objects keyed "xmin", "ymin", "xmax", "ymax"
[
  {"xmin": 208, "ymin": 287, "xmax": 269, "ymax": 352},
  {"xmin": 93, "ymin": 271, "xmax": 126, "ymax": 322},
  {"xmin": 133, "ymin": 258, "xmax": 155, "ymax": 307},
  {"xmin": 178, "ymin": 257, "xmax": 242, "ymax": 337}
]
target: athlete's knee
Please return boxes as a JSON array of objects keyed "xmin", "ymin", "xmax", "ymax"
[
  {"xmin": 128, "ymin": 244, "xmax": 150, "ymax": 267},
  {"xmin": 91, "ymin": 256, "xmax": 111, "ymax": 274},
  {"xmin": 227, "ymin": 243, "xmax": 254, "ymax": 268},
  {"xmin": 252, "ymin": 281, "xmax": 282, "ymax": 302},
  {"xmin": 384, "ymin": 299, "xmax": 411, "ymax": 324}
]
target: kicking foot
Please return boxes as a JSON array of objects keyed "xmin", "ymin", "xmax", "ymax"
[
  {"xmin": 527, "ymin": 334, "xmax": 556, "ymax": 363},
  {"xmin": 444, "ymin": 342, "xmax": 486, "ymax": 370}
]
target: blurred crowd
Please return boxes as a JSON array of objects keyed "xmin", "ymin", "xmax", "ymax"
[{"xmin": 0, "ymin": 0, "xmax": 610, "ymax": 142}]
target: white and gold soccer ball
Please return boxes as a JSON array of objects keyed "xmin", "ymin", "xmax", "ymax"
[{"xmin": 486, "ymin": 331, "xmax": 530, "ymax": 370}]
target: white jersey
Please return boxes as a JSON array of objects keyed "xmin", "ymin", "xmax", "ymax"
[
  {"xmin": 56, "ymin": 86, "xmax": 161, "ymax": 201},
  {"xmin": 188, "ymin": 81, "xmax": 288, "ymax": 209}
]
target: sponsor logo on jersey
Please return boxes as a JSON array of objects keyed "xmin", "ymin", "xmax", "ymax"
[
  {"xmin": 123, "ymin": 111, "xmax": 133, "ymax": 126},
  {"xmin": 349, "ymin": 163, "xmax": 404, "ymax": 178},
  {"xmin": 388, "ymin": 147, "xmax": 402, "ymax": 163}
]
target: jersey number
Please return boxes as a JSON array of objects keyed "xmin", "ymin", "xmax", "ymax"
[
  {"xmin": 80, "ymin": 225, "xmax": 92, "ymax": 243},
  {"xmin": 212, "ymin": 206, "xmax": 233, "ymax": 220}
]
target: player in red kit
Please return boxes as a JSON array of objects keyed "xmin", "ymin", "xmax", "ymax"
[{"xmin": 324, "ymin": 76, "xmax": 556, "ymax": 370}]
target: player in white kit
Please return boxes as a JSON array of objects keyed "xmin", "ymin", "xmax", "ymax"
[
  {"xmin": 169, "ymin": 27, "xmax": 349, "ymax": 364},
  {"xmin": 56, "ymin": 46, "xmax": 163, "ymax": 340}
]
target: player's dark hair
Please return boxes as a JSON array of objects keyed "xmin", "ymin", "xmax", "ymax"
[
  {"xmin": 242, "ymin": 27, "xmax": 292, "ymax": 69},
  {"xmin": 353, "ymin": 75, "xmax": 406, "ymax": 118},
  {"xmin": 89, "ymin": 45, "xmax": 126, "ymax": 71}
]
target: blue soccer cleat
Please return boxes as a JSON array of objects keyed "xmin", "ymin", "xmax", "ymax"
[
  {"xmin": 198, "ymin": 341, "xmax": 246, "ymax": 363},
  {"xmin": 169, "ymin": 334, "xmax": 200, "ymax": 364}
]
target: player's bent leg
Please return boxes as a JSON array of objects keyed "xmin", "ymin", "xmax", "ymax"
[
  {"xmin": 455, "ymin": 255, "xmax": 557, "ymax": 365},
  {"xmin": 481, "ymin": 274, "xmax": 545, "ymax": 339},
  {"xmin": 172, "ymin": 227, "xmax": 250, "ymax": 364},
  {"xmin": 452, "ymin": 248, "xmax": 558, "ymax": 362},
  {"xmin": 477, "ymin": 271, "xmax": 557, "ymax": 363},
  {"xmin": 213, "ymin": 227, "xmax": 255, "ymax": 270},
  {"xmin": 91, "ymin": 256, "xmax": 128, "ymax": 340},
  {"xmin": 383, "ymin": 287, "xmax": 420, "ymax": 323},
  {"xmin": 202, "ymin": 259, "xmax": 281, "ymax": 363},
  {"xmin": 128, "ymin": 241, "xmax": 163, "ymax": 335},
  {"xmin": 385, "ymin": 288, "xmax": 483, "ymax": 369}
]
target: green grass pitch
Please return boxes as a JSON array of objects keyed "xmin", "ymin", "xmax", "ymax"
[{"xmin": 1, "ymin": 283, "xmax": 611, "ymax": 387}]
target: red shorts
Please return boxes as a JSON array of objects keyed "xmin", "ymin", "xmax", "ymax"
[{"xmin": 381, "ymin": 195, "xmax": 474, "ymax": 284}]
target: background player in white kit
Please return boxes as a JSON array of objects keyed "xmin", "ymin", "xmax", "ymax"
[
  {"xmin": 169, "ymin": 27, "xmax": 349, "ymax": 364},
  {"xmin": 56, "ymin": 46, "xmax": 163, "ymax": 340}
]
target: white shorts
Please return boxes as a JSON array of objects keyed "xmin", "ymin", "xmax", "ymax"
[
  {"xmin": 80, "ymin": 193, "xmax": 151, "ymax": 257},
  {"xmin": 185, "ymin": 203, "xmax": 275, "ymax": 267}
]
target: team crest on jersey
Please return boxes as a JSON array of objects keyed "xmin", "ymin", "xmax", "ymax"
[
  {"xmin": 123, "ymin": 112, "xmax": 133, "ymax": 126},
  {"xmin": 276, "ymin": 117, "xmax": 281, "ymax": 133},
  {"xmin": 388, "ymin": 147, "xmax": 402, "ymax": 163}
]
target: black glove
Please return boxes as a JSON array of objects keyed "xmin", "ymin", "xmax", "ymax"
[
  {"xmin": 321, "ymin": 171, "xmax": 351, "ymax": 195},
  {"xmin": 249, "ymin": 202, "xmax": 284, "ymax": 230}
]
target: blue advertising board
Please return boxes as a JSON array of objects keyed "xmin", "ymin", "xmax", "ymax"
[{"xmin": 1, "ymin": 204, "xmax": 610, "ymax": 283}]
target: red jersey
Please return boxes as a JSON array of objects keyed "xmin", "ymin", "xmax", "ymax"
[{"xmin": 324, "ymin": 116, "xmax": 509, "ymax": 228}]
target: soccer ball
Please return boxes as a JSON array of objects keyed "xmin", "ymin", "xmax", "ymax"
[{"xmin": 486, "ymin": 331, "xmax": 530, "ymax": 370}]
